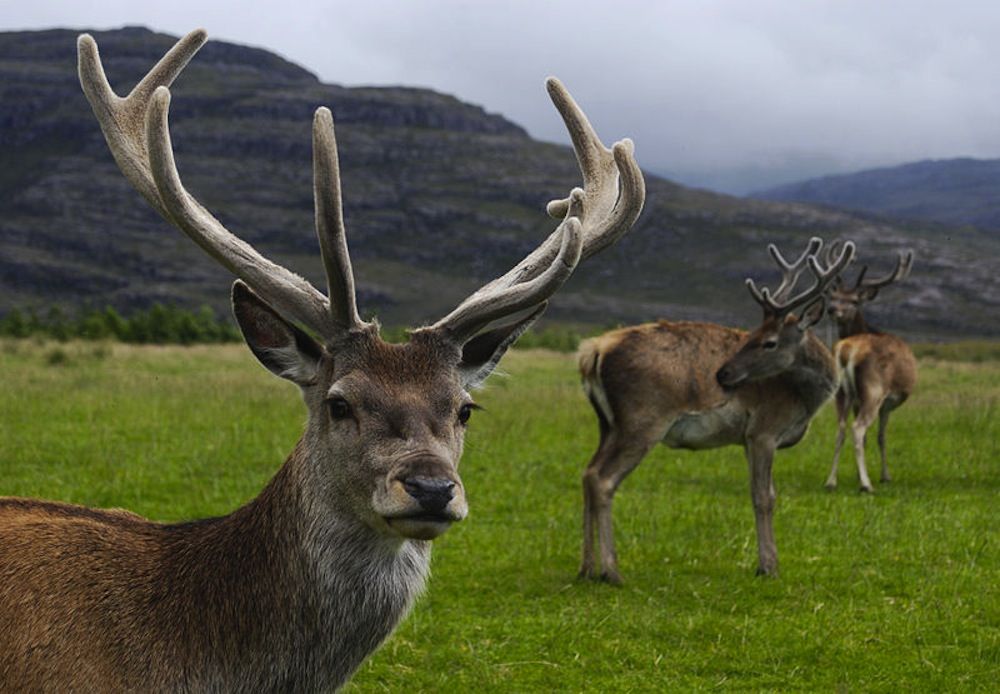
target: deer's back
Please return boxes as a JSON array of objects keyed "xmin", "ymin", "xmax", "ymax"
[
  {"xmin": 579, "ymin": 321, "xmax": 748, "ymax": 427},
  {"xmin": 836, "ymin": 332, "xmax": 917, "ymax": 398}
]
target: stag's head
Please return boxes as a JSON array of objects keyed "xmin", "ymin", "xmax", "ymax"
[
  {"xmin": 78, "ymin": 30, "xmax": 644, "ymax": 541},
  {"xmin": 827, "ymin": 246, "xmax": 913, "ymax": 328},
  {"xmin": 716, "ymin": 238, "xmax": 855, "ymax": 389}
]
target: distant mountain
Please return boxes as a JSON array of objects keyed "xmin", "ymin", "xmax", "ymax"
[
  {"xmin": 751, "ymin": 158, "xmax": 1000, "ymax": 232},
  {"xmin": 2, "ymin": 27, "xmax": 999, "ymax": 338}
]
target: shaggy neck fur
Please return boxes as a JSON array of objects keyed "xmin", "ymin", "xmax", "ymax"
[
  {"xmin": 836, "ymin": 310, "xmax": 880, "ymax": 339},
  {"xmin": 149, "ymin": 442, "xmax": 431, "ymax": 692},
  {"xmin": 785, "ymin": 333, "xmax": 838, "ymax": 415}
]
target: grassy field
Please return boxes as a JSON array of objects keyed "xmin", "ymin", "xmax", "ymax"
[{"xmin": 1, "ymin": 339, "xmax": 997, "ymax": 691}]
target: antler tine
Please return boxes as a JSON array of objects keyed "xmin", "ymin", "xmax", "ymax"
[
  {"xmin": 313, "ymin": 108, "xmax": 365, "ymax": 331},
  {"xmin": 768, "ymin": 236, "xmax": 822, "ymax": 301},
  {"xmin": 80, "ymin": 31, "xmax": 340, "ymax": 340},
  {"xmin": 426, "ymin": 78, "xmax": 644, "ymax": 341},
  {"xmin": 433, "ymin": 219, "xmax": 584, "ymax": 343},
  {"xmin": 543, "ymin": 78, "xmax": 645, "ymax": 261},
  {"xmin": 748, "ymin": 241, "xmax": 856, "ymax": 316},
  {"xmin": 146, "ymin": 89, "xmax": 334, "ymax": 335},
  {"xmin": 78, "ymin": 30, "xmax": 206, "ymax": 219},
  {"xmin": 858, "ymin": 250, "xmax": 914, "ymax": 291},
  {"xmin": 850, "ymin": 265, "xmax": 869, "ymax": 291}
]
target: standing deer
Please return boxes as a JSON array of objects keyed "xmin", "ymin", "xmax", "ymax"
[
  {"xmin": 576, "ymin": 238, "xmax": 854, "ymax": 582},
  {"xmin": 0, "ymin": 30, "xmax": 644, "ymax": 691},
  {"xmin": 824, "ymin": 248, "xmax": 917, "ymax": 492}
]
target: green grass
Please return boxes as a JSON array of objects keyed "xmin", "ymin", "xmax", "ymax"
[{"xmin": 1, "ymin": 339, "xmax": 998, "ymax": 691}]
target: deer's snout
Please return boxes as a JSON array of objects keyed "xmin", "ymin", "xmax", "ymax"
[
  {"xmin": 402, "ymin": 476, "xmax": 455, "ymax": 513},
  {"xmin": 716, "ymin": 365, "xmax": 736, "ymax": 388}
]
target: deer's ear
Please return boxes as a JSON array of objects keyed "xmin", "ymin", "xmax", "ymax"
[
  {"xmin": 458, "ymin": 303, "xmax": 547, "ymax": 389},
  {"xmin": 232, "ymin": 281, "xmax": 323, "ymax": 386},
  {"xmin": 859, "ymin": 286, "xmax": 880, "ymax": 302},
  {"xmin": 796, "ymin": 295, "xmax": 826, "ymax": 332}
]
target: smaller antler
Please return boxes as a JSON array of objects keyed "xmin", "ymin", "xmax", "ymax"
[
  {"xmin": 747, "ymin": 241, "xmax": 856, "ymax": 317},
  {"xmin": 767, "ymin": 236, "xmax": 823, "ymax": 301},
  {"xmin": 855, "ymin": 250, "xmax": 913, "ymax": 292}
]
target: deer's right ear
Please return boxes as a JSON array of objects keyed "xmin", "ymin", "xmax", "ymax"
[
  {"xmin": 458, "ymin": 303, "xmax": 547, "ymax": 389},
  {"xmin": 232, "ymin": 281, "xmax": 323, "ymax": 386}
]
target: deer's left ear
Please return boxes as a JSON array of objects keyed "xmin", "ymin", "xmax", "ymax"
[
  {"xmin": 796, "ymin": 295, "xmax": 826, "ymax": 331},
  {"xmin": 458, "ymin": 303, "xmax": 547, "ymax": 389}
]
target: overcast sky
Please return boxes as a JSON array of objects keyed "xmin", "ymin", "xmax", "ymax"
[{"xmin": 8, "ymin": 0, "xmax": 1000, "ymax": 193}]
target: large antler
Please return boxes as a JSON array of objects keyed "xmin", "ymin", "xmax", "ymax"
[
  {"xmin": 78, "ymin": 30, "xmax": 364, "ymax": 341},
  {"xmin": 747, "ymin": 240, "xmax": 856, "ymax": 317},
  {"xmin": 426, "ymin": 78, "xmax": 646, "ymax": 343}
]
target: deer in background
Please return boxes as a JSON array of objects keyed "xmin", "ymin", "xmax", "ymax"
[
  {"xmin": 824, "ymin": 248, "xmax": 917, "ymax": 492},
  {"xmin": 577, "ymin": 238, "xmax": 854, "ymax": 582},
  {"xmin": 0, "ymin": 30, "xmax": 644, "ymax": 691}
]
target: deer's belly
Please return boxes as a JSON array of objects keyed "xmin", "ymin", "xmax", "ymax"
[{"xmin": 662, "ymin": 404, "xmax": 745, "ymax": 450}]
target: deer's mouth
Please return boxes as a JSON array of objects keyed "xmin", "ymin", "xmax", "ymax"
[{"xmin": 384, "ymin": 511, "xmax": 462, "ymax": 540}]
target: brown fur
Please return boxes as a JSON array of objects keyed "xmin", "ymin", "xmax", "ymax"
[
  {"xmin": 577, "ymin": 317, "xmax": 836, "ymax": 583},
  {"xmin": 825, "ymin": 261, "xmax": 918, "ymax": 491},
  {"xmin": 827, "ymin": 332, "xmax": 917, "ymax": 491}
]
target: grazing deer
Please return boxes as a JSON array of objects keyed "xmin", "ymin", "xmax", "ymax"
[
  {"xmin": 577, "ymin": 238, "xmax": 854, "ymax": 582},
  {"xmin": 0, "ymin": 30, "xmax": 644, "ymax": 691},
  {"xmin": 824, "ymin": 248, "xmax": 917, "ymax": 492}
]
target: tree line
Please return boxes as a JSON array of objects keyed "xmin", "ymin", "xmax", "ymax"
[{"xmin": 0, "ymin": 305, "xmax": 240, "ymax": 344}]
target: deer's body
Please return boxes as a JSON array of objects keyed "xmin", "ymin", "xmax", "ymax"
[
  {"xmin": 577, "ymin": 240, "xmax": 853, "ymax": 583},
  {"xmin": 825, "ymin": 251, "xmax": 917, "ymax": 491},
  {"xmin": 0, "ymin": 29, "xmax": 644, "ymax": 689}
]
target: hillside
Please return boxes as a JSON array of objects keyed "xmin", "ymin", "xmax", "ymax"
[
  {"xmin": 2, "ymin": 27, "xmax": 999, "ymax": 338},
  {"xmin": 751, "ymin": 158, "xmax": 1000, "ymax": 232}
]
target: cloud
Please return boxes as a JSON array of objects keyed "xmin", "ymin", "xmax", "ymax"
[{"xmin": 8, "ymin": 0, "xmax": 1000, "ymax": 192}]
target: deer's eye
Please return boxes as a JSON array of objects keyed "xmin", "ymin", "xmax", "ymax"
[
  {"xmin": 762, "ymin": 338, "xmax": 779, "ymax": 351},
  {"xmin": 458, "ymin": 403, "xmax": 476, "ymax": 426},
  {"xmin": 328, "ymin": 397, "xmax": 352, "ymax": 420}
]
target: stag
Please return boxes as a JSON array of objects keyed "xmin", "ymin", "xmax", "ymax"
[
  {"xmin": 824, "ymin": 248, "xmax": 917, "ymax": 492},
  {"xmin": 0, "ymin": 30, "xmax": 644, "ymax": 691},
  {"xmin": 576, "ymin": 238, "xmax": 854, "ymax": 582}
]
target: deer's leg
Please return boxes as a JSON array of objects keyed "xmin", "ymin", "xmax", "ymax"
[
  {"xmin": 589, "ymin": 433, "xmax": 657, "ymax": 586},
  {"xmin": 877, "ymin": 405, "xmax": 892, "ymax": 483},
  {"xmin": 746, "ymin": 436, "xmax": 779, "ymax": 576},
  {"xmin": 851, "ymin": 398, "xmax": 881, "ymax": 493},
  {"xmin": 580, "ymin": 431, "xmax": 614, "ymax": 580},
  {"xmin": 825, "ymin": 387, "xmax": 850, "ymax": 490}
]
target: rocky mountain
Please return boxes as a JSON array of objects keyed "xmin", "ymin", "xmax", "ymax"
[
  {"xmin": 2, "ymin": 27, "xmax": 998, "ymax": 339},
  {"xmin": 751, "ymin": 158, "xmax": 1000, "ymax": 233}
]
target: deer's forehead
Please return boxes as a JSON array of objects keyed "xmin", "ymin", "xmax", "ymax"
[
  {"xmin": 829, "ymin": 290, "xmax": 859, "ymax": 304},
  {"xmin": 326, "ymin": 338, "xmax": 463, "ymax": 398}
]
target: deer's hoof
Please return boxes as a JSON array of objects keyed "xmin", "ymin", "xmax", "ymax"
[
  {"xmin": 859, "ymin": 485, "xmax": 874, "ymax": 494},
  {"xmin": 599, "ymin": 570, "xmax": 624, "ymax": 587},
  {"xmin": 824, "ymin": 481, "xmax": 837, "ymax": 491}
]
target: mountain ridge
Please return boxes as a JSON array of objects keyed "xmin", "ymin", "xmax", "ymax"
[
  {"xmin": 751, "ymin": 157, "xmax": 1000, "ymax": 233},
  {"xmin": 2, "ymin": 27, "xmax": 998, "ymax": 339}
]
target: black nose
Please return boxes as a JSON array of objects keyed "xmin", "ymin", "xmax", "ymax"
[
  {"xmin": 402, "ymin": 476, "xmax": 455, "ymax": 513},
  {"xmin": 716, "ymin": 366, "xmax": 730, "ymax": 387}
]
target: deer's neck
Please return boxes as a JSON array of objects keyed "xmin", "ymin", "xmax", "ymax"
[
  {"xmin": 787, "ymin": 334, "xmax": 838, "ymax": 415},
  {"xmin": 152, "ymin": 441, "xmax": 431, "ymax": 691},
  {"xmin": 837, "ymin": 310, "xmax": 873, "ymax": 338}
]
